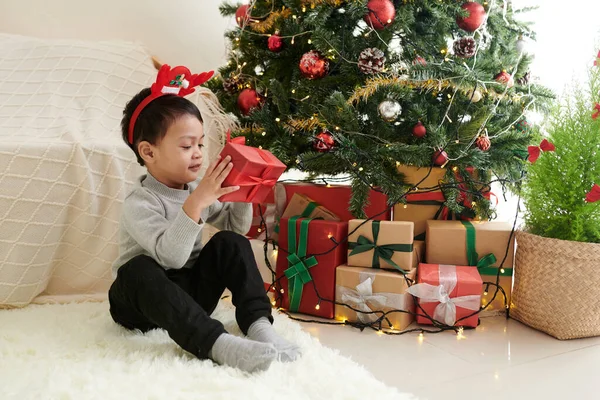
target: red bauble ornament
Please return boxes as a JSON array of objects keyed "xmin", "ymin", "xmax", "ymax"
[
  {"xmin": 412, "ymin": 121, "xmax": 427, "ymax": 138},
  {"xmin": 475, "ymin": 135, "xmax": 491, "ymax": 151},
  {"xmin": 268, "ymin": 34, "xmax": 284, "ymax": 52},
  {"xmin": 433, "ymin": 150, "xmax": 449, "ymax": 166},
  {"xmin": 299, "ymin": 51, "xmax": 329, "ymax": 80},
  {"xmin": 456, "ymin": 1, "xmax": 486, "ymax": 32},
  {"xmin": 495, "ymin": 70, "xmax": 514, "ymax": 88},
  {"xmin": 364, "ymin": 0, "xmax": 396, "ymax": 31},
  {"xmin": 235, "ymin": 5, "xmax": 251, "ymax": 27},
  {"xmin": 237, "ymin": 88, "xmax": 263, "ymax": 116},
  {"xmin": 314, "ymin": 131, "xmax": 335, "ymax": 152},
  {"xmin": 412, "ymin": 56, "xmax": 427, "ymax": 67}
]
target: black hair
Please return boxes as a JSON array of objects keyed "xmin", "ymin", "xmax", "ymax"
[{"xmin": 121, "ymin": 88, "xmax": 203, "ymax": 166}]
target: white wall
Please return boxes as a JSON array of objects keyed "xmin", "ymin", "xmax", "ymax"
[{"xmin": 0, "ymin": 0, "xmax": 233, "ymax": 72}]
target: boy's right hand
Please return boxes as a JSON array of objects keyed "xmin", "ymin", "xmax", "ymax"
[{"xmin": 183, "ymin": 156, "xmax": 240, "ymax": 221}]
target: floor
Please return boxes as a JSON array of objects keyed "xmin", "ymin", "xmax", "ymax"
[{"xmin": 298, "ymin": 315, "xmax": 600, "ymax": 400}]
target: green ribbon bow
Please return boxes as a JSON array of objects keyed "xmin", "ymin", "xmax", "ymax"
[
  {"xmin": 461, "ymin": 221, "xmax": 512, "ymax": 276},
  {"xmin": 284, "ymin": 216, "xmax": 318, "ymax": 312},
  {"xmin": 348, "ymin": 221, "xmax": 413, "ymax": 273}
]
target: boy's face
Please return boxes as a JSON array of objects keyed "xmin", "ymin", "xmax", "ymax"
[{"xmin": 148, "ymin": 114, "xmax": 205, "ymax": 189}]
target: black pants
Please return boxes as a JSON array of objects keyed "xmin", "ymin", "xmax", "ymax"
[{"xmin": 108, "ymin": 231, "xmax": 272, "ymax": 359}]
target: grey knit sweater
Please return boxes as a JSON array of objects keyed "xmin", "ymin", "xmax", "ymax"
[{"xmin": 111, "ymin": 173, "xmax": 252, "ymax": 278}]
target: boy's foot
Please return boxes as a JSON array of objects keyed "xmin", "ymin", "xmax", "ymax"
[
  {"xmin": 208, "ymin": 333, "xmax": 277, "ymax": 372},
  {"xmin": 247, "ymin": 317, "xmax": 301, "ymax": 362}
]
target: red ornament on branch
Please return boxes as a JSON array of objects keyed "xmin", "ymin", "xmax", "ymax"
[
  {"xmin": 412, "ymin": 56, "xmax": 427, "ymax": 67},
  {"xmin": 299, "ymin": 51, "xmax": 329, "ymax": 80},
  {"xmin": 475, "ymin": 135, "xmax": 491, "ymax": 151},
  {"xmin": 433, "ymin": 149, "xmax": 449, "ymax": 166},
  {"xmin": 412, "ymin": 121, "xmax": 427, "ymax": 138},
  {"xmin": 364, "ymin": 0, "xmax": 396, "ymax": 31},
  {"xmin": 314, "ymin": 131, "xmax": 335, "ymax": 152},
  {"xmin": 456, "ymin": 1, "xmax": 486, "ymax": 33},
  {"xmin": 235, "ymin": 4, "xmax": 252, "ymax": 27},
  {"xmin": 237, "ymin": 88, "xmax": 263, "ymax": 116},
  {"xmin": 495, "ymin": 70, "xmax": 514, "ymax": 88},
  {"xmin": 268, "ymin": 33, "xmax": 284, "ymax": 52}
]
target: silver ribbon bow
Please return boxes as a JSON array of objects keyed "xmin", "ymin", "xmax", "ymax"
[
  {"xmin": 337, "ymin": 272, "xmax": 408, "ymax": 324},
  {"xmin": 406, "ymin": 265, "xmax": 480, "ymax": 326}
]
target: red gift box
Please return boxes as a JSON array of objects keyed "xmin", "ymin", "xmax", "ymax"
[
  {"xmin": 275, "ymin": 217, "xmax": 348, "ymax": 319},
  {"xmin": 219, "ymin": 142, "xmax": 286, "ymax": 204},
  {"xmin": 277, "ymin": 183, "xmax": 391, "ymax": 221},
  {"xmin": 408, "ymin": 263, "xmax": 482, "ymax": 328}
]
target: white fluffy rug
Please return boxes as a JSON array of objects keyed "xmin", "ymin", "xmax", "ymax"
[{"xmin": 0, "ymin": 301, "xmax": 414, "ymax": 400}]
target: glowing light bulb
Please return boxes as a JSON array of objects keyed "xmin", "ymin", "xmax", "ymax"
[
  {"xmin": 315, "ymin": 304, "xmax": 320, "ymax": 310},
  {"xmin": 500, "ymin": 268, "xmax": 506, "ymax": 274},
  {"xmin": 275, "ymin": 118, "xmax": 281, "ymax": 122},
  {"xmin": 403, "ymin": 204, "xmax": 408, "ymax": 209},
  {"xmin": 280, "ymin": 288, "xmax": 284, "ymax": 294}
]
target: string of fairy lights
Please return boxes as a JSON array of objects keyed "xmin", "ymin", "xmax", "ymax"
[{"xmin": 222, "ymin": 1, "xmax": 533, "ymax": 334}]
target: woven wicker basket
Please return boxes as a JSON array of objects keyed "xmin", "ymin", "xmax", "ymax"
[{"xmin": 511, "ymin": 231, "xmax": 600, "ymax": 339}]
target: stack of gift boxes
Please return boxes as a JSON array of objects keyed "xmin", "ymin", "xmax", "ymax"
[{"xmin": 230, "ymin": 138, "xmax": 516, "ymax": 330}]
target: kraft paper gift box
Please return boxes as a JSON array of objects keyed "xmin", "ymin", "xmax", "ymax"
[
  {"xmin": 393, "ymin": 191, "xmax": 448, "ymax": 241},
  {"xmin": 275, "ymin": 182, "xmax": 391, "ymax": 222},
  {"xmin": 396, "ymin": 165, "xmax": 447, "ymax": 190},
  {"xmin": 218, "ymin": 141, "xmax": 286, "ymax": 204},
  {"xmin": 408, "ymin": 263, "xmax": 483, "ymax": 328},
  {"xmin": 271, "ymin": 192, "xmax": 340, "ymax": 242},
  {"xmin": 425, "ymin": 220, "xmax": 516, "ymax": 315},
  {"xmin": 275, "ymin": 217, "xmax": 348, "ymax": 319},
  {"xmin": 347, "ymin": 220, "xmax": 423, "ymax": 272},
  {"xmin": 335, "ymin": 266, "xmax": 416, "ymax": 331}
]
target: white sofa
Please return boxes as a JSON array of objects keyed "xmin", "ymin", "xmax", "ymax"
[{"xmin": 0, "ymin": 33, "xmax": 240, "ymax": 307}]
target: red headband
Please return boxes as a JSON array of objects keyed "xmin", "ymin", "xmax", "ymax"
[{"xmin": 128, "ymin": 64, "xmax": 214, "ymax": 144}]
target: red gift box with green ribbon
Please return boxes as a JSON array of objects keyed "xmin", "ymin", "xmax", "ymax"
[
  {"xmin": 275, "ymin": 216, "xmax": 348, "ymax": 319},
  {"xmin": 276, "ymin": 183, "xmax": 391, "ymax": 222},
  {"xmin": 219, "ymin": 137, "xmax": 286, "ymax": 204}
]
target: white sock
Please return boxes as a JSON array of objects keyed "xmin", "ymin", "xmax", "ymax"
[
  {"xmin": 247, "ymin": 317, "xmax": 301, "ymax": 362},
  {"xmin": 208, "ymin": 333, "xmax": 277, "ymax": 372}
]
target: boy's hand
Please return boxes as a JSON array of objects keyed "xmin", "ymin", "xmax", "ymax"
[{"xmin": 183, "ymin": 155, "xmax": 239, "ymax": 221}]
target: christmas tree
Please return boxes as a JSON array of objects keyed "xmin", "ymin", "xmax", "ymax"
[{"xmin": 209, "ymin": 0, "xmax": 553, "ymax": 218}]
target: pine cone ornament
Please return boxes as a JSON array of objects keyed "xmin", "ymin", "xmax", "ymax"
[
  {"xmin": 223, "ymin": 76, "xmax": 244, "ymax": 94},
  {"xmin": 476, "ymin": 135, "xmax": 491, "ymax": 151},
  {"xmin": 453, "ymin": 37, "xmax": 476, "ymax": 58},
  {"xmin": 358, "ymin": 48, "xmax": 386, "ymax": 74},
  {"xmin": 517, "ymin": 71, "xmax": 531, "ymax": 86}
]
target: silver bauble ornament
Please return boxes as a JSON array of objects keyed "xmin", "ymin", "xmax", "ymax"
[
  {"xmin": 378, "ymin": 99, "xmax": 402, "ymax": 122},
  {"xmin": 516, "ymin": 36, "xmax": 528, "ymax": 54},
  {"xmin": 468, "ymin": 89, "xmax": 482, "ymax": 103}
]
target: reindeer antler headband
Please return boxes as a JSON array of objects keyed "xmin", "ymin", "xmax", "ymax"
[{"xmin": 128, "ymin": 64, "xmax": 214, "ymax": 144}]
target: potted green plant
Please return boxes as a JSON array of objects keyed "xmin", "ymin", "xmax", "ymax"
[{"xmin": 512, "ymin": 51, "xmax": 600, "ymax": 339}]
